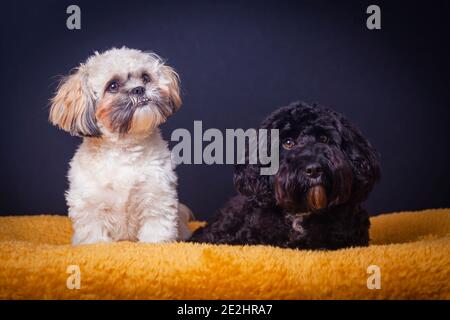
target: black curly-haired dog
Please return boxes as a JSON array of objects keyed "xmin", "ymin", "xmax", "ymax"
[{"xmin": 190, "ymin": 101, "xmax": 380, "ymax": 250}]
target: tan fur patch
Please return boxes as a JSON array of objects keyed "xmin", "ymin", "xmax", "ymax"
[
  {"xmin": 160, "ymin": 65, "xmax": 181, "ymax": 111},
  {"xmin": 95, "ymin": 96, "xmax": 114, "ymax": 131},
  {"xmin": 49, "ymin": 69, "xmax": 98, "ymax": 136},
  {"xmin": 129, "ymin": 106, "xmax": 165, "ymax": 134}
]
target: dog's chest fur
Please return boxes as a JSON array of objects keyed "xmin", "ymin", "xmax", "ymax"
[{"xmin": 66, "ymin": 131, "xmax": 177, "ymax": 241}]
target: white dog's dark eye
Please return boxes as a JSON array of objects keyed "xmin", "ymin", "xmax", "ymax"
[
  {"xmin": 319, "ymin": 135, "xmax": 329, "ymax": 144},
  {"xmin": 108, "ymin": 81, "xmax": 119, "ymax": 93},
  {"xmin": 142, "ymin": 73, "xmax": 151, "ymax": 84},
  {"xmin": 282, "ymin": 138, "xmax": 296, "ymax": 150}
]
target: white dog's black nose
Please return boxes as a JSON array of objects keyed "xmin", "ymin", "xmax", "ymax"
[
  {"xmin": 130, "ymin": 86, "xmax": 145, "ymax": 95},
  {"xmin": 304, "ymin": 163, "xmax": 323, "ymax": 178}
]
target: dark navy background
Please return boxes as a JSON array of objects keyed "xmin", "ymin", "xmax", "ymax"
[{"xmin": 1, "ymin": 0, "xmax": 449, "ymax": 219}]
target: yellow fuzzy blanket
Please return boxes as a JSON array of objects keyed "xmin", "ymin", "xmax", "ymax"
[{"xmin": 0, "ymin": 209, "xmax": 449, "ymax": 299}]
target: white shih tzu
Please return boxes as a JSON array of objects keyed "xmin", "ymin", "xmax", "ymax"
[{"xmin": 49, "ymin": 47, "xmax": 192, "ymax": 245}]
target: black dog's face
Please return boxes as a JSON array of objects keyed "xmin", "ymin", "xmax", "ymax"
[
  {"xmin": 275, "ymin": 123, "xmax": 353, "ymax": 213},
  {"xmin": 234, "ymin": 101, "xmax": 380, "ymax": 214}
]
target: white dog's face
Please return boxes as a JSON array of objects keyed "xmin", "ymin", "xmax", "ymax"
[{"xmin": 49, "ymin": 47, "xmax": 181, "ymax": 137}]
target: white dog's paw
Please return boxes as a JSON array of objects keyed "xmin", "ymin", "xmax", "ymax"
[
  {"xmin": 71, "ymin": 227, "xmax": 112, "ymax": 245},
  {"xmin": 138, "ymin": 218, "xmax": 177, "ymax": 243},
  {"xmin": 72, "ymin": 235, "xmax": 111, "ymax": 245}
]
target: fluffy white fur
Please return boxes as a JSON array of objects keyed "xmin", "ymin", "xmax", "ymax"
[
  {"xmin": 66, "ymin": 131, "xmax": 192, "ymax": 244},
  {"xmin": 50, "ymin": 47, "xmax": 191, "ymax": 245}
]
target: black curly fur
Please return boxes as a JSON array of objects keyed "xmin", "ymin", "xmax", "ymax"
[{"xmin": 190, "ymin": 101, "xmax": 381, "ymax": 250}]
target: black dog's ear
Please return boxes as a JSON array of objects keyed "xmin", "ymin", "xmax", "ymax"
[
  {"xmin": 234, "ymin": 163, "xmax": 275, "ymax": 206},
  {"xmin": 334, "ymin": 111, "xmax": 381, "ymax": 201},
  {"xmin": 233, "ymin": 102, "xmax": 309, "ymax": 207},
  {"xmin": 233, "ymin": 127, "xmax": 277, "ymax": 206}
]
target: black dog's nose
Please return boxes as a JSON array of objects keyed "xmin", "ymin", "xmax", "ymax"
[
  {"xmin": 304, "ymin": 163, "xmax": 323, "ymax": 178},
  {"xmin": 130, "ymin": 86, "xmax": 145, "ymax": 95}
]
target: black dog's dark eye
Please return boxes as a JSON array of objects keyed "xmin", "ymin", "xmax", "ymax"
[
  {"xmin": 107, "ymin": 81, "xmax": 119, "ymax": 93},
  {"xmin": 282, "ymin": 138, "xmax": 296, "ymax": 150},
  {"xmin": 319, "ymin": 135, "xmax": 329, "ymax": 144},
  {"xmin": 355, "ymin": 160, "xmax": 366, "ymax": 170},
  {"xmin": 142, "ymin": 73, "xmax": 151, "ymax": 84}
]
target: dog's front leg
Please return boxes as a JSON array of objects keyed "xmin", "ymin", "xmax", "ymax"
[
  {"xmin": 70, "ymin": 215, "xmax": 112, "ymax": 245},
  {"xmin": 138, "ymin": 201, "xmax": 179, "ymax": 243},
  {"xmin": 138, "ymin": 215, "xmax": 178, "ymax": 243}
]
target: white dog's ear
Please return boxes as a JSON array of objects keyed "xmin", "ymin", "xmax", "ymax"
[
  {"xmin": 160, "ymin": 65, "xmax": 182, "ymax": 111},
  {"xmin": 49, "ymin": 68, "xmax": 100, "ymax": 137}
]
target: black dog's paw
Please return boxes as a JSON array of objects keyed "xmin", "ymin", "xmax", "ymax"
[{"xmin": 285, "ymin": 213, "xmax": 309, "ymax": 241}]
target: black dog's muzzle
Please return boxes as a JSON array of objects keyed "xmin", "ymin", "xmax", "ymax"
[{"xmin": 275, "ymin": 143, "xmax": 352, "ymax": 213}]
